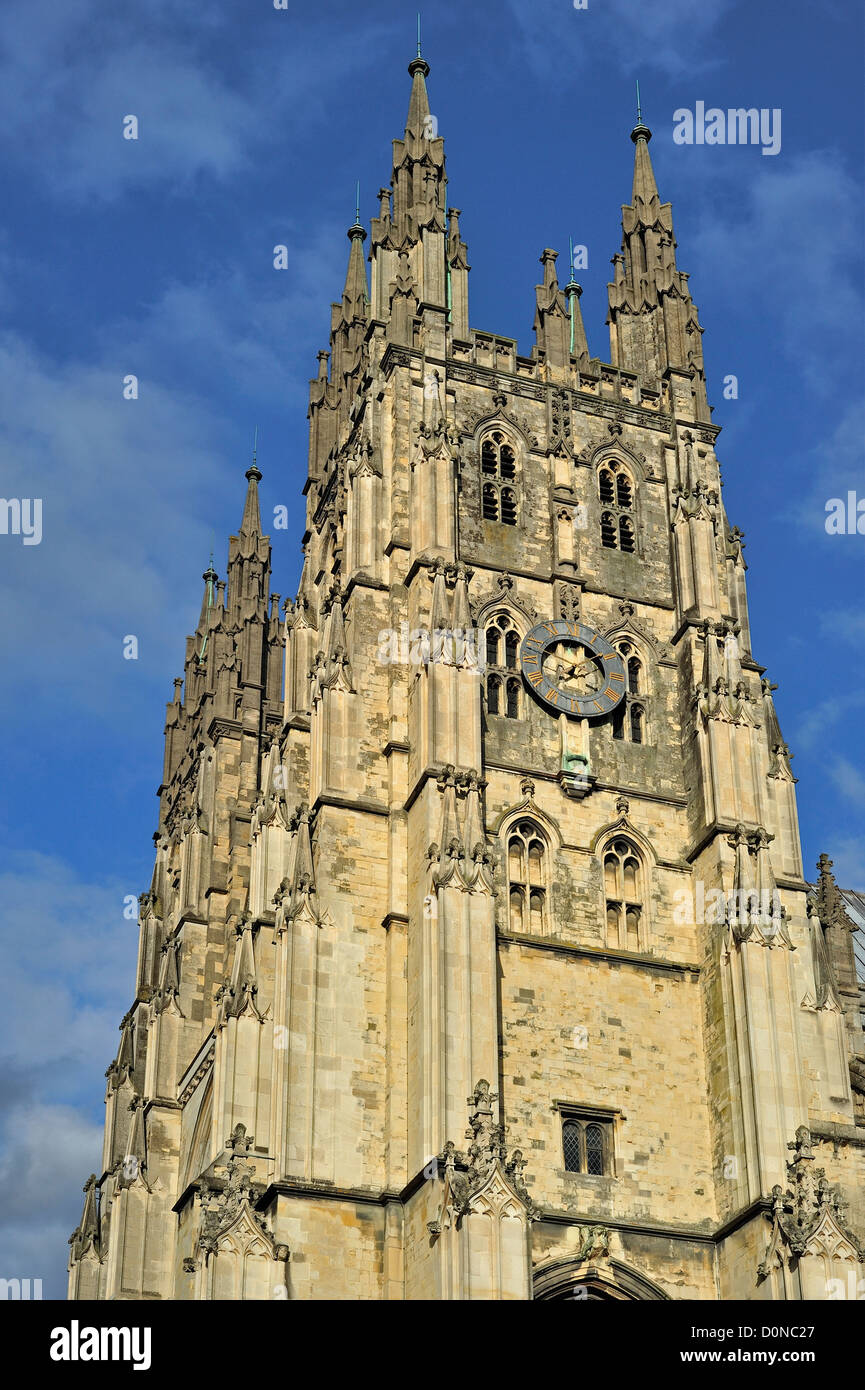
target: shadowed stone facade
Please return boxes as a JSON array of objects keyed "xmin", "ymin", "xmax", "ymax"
[{"xmin": 68, "ymin": 52, "xmax": 865, "ymax": 1302}]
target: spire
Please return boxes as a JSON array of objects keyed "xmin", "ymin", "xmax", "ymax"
[
  {"xmin": 405, "ymin": 48, "xmax": 432, "ymax": 140},
  {"xmin": 240, "ymin": 436, "xmax": 263, "ymax": 542},
  {"xmin": 389, "ymin": 42, "xmax": 445, "ymax": 237},
  {"xmin": 329, "ymin": 203, "xmax": 370, "ymax": 423},
  {"xmin": 564, "ymin": 241, "xmax": 589, "ymax": 364},
  {"xmin": 533, "ymin": 250, "xmax": 571, "ymax": 371},
  {"xmin": 342, "ymin": 217, "xmax": 369, "ymax": 320},
  {"xmin": 630, "ymin": 119, "xmax": 659, "ymax": 210},
  {"xmin": 227, "ymin": 449, "xmax": 270, "ymax": 630},
  {"xmin": 607, "ymin": 94, "xmax": 709, "ymax": 417},
  {"xmin": 196, "ymin": 561, "xmax": 217, "ymax": 661}
]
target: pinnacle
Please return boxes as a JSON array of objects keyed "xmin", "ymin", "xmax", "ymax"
[
  {"xmin": 342, "ymin": 218, "xmax": 369, "ymax": 313},
  {"xmin": 405, "ymin": 52, "xmax": 432, "ymax": 138},
  {"xmin": 630, "ymin": 123, "xmax": 659, "ymax": 208},
  {"xmin": 239, "ymin": 461, "xmax": 262, "ymax": 539}
]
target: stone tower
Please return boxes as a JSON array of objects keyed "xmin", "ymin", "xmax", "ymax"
[{"xmin": 69, "ymin": 52, "xmax": 865, "ymax": 1302}]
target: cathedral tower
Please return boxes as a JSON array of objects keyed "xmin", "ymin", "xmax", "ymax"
[{"xmin": 69, "ymin": 53, "xmax": 864, "ymax": 1302}]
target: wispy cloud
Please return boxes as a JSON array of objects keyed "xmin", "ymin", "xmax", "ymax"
[
  {"xmin": 795, "ymin": 691, "xmax": 865, "ymax": 752},
  {"xmin": 829, "ymin": 757, "xmax": 865, "ymax": 810},
  {"xmin": 0, "ymin": 215, "xmax": 343, "ymax": 724},
  {"xmin": 693, "ymin": 152, "xmax": 861, "ymax": 378},
  {"xmin": 505, "ymin": 0, "xmax": 735, "ymax": 77},
  {"xmin": 0, "ymin": 0, "xmax": 396, "ymax": 201}
]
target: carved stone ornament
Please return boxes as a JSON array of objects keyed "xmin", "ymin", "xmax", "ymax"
[{"xmin": 426, "ymin": 1079, "xmax": 541, "ymax": 1237}]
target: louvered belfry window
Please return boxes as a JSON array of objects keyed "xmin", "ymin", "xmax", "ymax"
[
  {"xmin": 481, "ymin": 431, "xmax": 519, "ymax": 525},
  {"xmin": 598, "ymin": 461, "xmax": 636, "ymax": 552}
]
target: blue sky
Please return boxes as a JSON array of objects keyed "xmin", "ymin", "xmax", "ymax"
[{"xmin": 0, "ymin": 0, "xmax": 862, "ymax": 1296}]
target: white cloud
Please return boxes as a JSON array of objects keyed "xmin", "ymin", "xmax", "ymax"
[
  {"xmin": 0, "ymin": 0, "xmax": 396, "ymax": 201},
  {"xmin": 0, "ymin": 1103, "xmax": 104, "ymax": 1297},
  {"xmin": 0, "ymin": 851, "xmax": 136, "ymax": 1076},
  {"xmin": 0, "ymin": 852, "xmax": 138, "ymax": 1297}
]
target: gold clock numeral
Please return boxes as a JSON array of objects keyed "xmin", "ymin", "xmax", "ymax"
[
  {"xmin": 548, "ymin": 688, "xmax": 559, "ymax": 704},
  {"xmin": 608, "ymin": 671, "xmax": 625, "ymax": 682},
  {"xmin": 592, "ymin": 700, "xmax": 604, "ymax": 711},
  {"xmin": 603, "ymin": 688, "xmax": 618, "ymax": 700},
  {"xmin": 527, "ymin": 671, "xmax": 543, "ymax": 686}
]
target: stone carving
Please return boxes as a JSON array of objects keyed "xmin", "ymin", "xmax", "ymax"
[
  {"xmin": 197, "ymin": 1124, "xmax": 275, "ymax": 1258},
  {"xmin": 758, "ymin": 1126, "xmax": 863, "ymax": 1280},
  {"xmin": 577, "ymin": 1224, "xmax": 610, "ymax": 1261},
  {"xmin": 427, "ymin": 1080, "xmax": 541, "ymax": 1235}
]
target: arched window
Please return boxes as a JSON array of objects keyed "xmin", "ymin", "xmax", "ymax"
[
  {"xmin": 611, "ymin": 641, "xmax": 649, "ymax": 745},
  {"xmin": 630, "ymin": 704, "xmax": 644, "ymax": 744},
  {"xmin": 485, "ymin": 613, "xmax": 522, "ymax": 719},
  {"xmin": 598, "ymin": 460, "xmax": 636, "ymax": 552},
  {"xmin": 603, "ymin": 838, "xmax": 644, "ymax": 949},
  {"xmin": 585, "ymin": 1123, "xmax": 605, "ymax": 1175},
  {"xmin": 507, "ymin": 820, "xmax": 549, "ymax": 935},
  {"xmin": 487, "ymin": 673, "xmax": 501, "ymax": 715},
  {"xmin": 480, "ymin": 431, "xmax": 519, "ymax": 526}
]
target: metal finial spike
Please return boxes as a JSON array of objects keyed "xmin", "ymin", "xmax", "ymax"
[
  {"xmin": 354, "ymin": 180, "xmax": 360, "ymax": 225},
  {"xmin": 636, "ymin": 79, "xmax": 642, "ymax": 124},
  {"xmin": 252, "ymin": 424, "xmax": 259, "ymax": 467},
  {"xmin": 417, "ymin": 12, "xmax": 422, "ymax": 57}
]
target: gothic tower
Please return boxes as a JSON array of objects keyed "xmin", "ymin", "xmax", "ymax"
[{"xmin": 69, "ymin": 52, "xmax": 865, "ymax": 1302}]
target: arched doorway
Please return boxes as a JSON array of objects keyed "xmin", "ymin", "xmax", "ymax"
[{"xmin": 533, "ymin": 1259, "xmax": 669, "ymax": 1301}]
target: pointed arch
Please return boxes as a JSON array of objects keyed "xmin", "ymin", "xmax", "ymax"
[
  {"xmin": 592, "ymin": 815, "xmax": 657, "ymax": 951},
  {"xmin": 596, "ymin": 455, "xmax": 639, "ymax": 553},
  {"xmin": 585, "ymin": 439, "xmax": 653, "ymax": 486},
  {"xmin": 607, "ymin": 629, "xmax": 653, "ymax": 745},
  {"xmin": 481, "ymin": 609, "xmax": 527, "ymax": 721},
  {"xmin": 533, "ymin": 1257, "xmax": 670, "ymax": 1301},
  {"xmin": 589, "ymin": 815, "xmax": 658, "ymax": 865},
  {"xmin": 493, "ymin": 795, "xmax": 564, "ymax": 852},
  {"xmin": 477, "ymin": 425, "xmax": 523, "ymax": 527},
  {"xmin": 505, "ymin": 817, "xmax": 551, "ymax": 935}
]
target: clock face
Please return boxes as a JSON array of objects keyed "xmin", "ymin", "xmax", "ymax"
[{"xmin": 520, "ymin": 619, "xmax": 626, "ymax": 718}]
